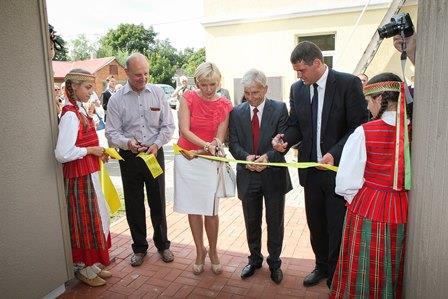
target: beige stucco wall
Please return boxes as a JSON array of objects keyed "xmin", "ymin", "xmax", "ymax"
[
  {"xmin": 204, "ymin": 1, "xmax": 417, "ymax": 102},
  {"xmin": 405, "ymin": 0, "xmax": 448, "ymax": 296},
  {"xmin": 0, "ymin": 0, "xmax": 71, "ymax": 297}
]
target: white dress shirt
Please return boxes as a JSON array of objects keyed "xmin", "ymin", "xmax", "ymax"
[
  {"xmin": 249, "ymin": 98, "xmax": 266, "ymax": 125},
  {"xmin": 105, "ymin": 82, "xmax": 175, "ymax": 150},
  {"xmin": 335, "ymin": 111, "xmax": 398, "ymax": 203},
  {"xmin": 310, "ymin": 66, "xmax": 329, "ymax": 161}
]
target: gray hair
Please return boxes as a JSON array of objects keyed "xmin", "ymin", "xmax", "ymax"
[{"xmin": 241, "ymin": 69, "xmax": 267, "ymax": 88}]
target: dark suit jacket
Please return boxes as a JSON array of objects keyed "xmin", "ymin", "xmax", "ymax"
[
  {"xmin": 284, "ymin": 68, "xmax": 368, "ymax": 187},
  {"xmin": 229, "ymin": 99, "xmax": 292, "ymax": 199},
  {"xmin": 102, "ymin": 90, "xmax": 112, "ymax": 111}
]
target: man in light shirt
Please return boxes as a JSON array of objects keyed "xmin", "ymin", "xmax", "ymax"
[{"xmin": 106, "ymin": 53, "xmax": 175, "ymax": 267}]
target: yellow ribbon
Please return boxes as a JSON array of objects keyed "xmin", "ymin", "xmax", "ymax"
[
  {"xmin": 104, "ymin": 148, "xmax": 124, "ymax": 160},
  {"xmin": 99, "ymin": 161, "xmax": 121, "ymax": 214},
  {"xmin": 137, "ymin": 152, "xmax": 164, "ymax": 178},
  {"xmin": 173, "ymin": 144, "xmax": 338, "ymax": 172}
]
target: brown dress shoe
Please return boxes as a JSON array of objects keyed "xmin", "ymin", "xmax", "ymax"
[
  {"xmin": 75, "ymin": 272, "xmax": 106, "ymax": 287},
  {"xmin": 130, "ymin": 252, "xmax": 147, "ymax": 267},
  {"xmin": 159, "ymin": 249, "xmax": 174, "ymax": 263}
]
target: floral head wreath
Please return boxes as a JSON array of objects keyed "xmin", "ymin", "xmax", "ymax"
[
  {"xmin": 63, "ymin": 72, "xmax": 96, "ymax": 113},
  {"xmin": 64, "ymin": 72, "xmax": 95, "ymax": 84},
  {"xmin": 363, "ymin": 81, "xmax": 401, "ymax": 96}
]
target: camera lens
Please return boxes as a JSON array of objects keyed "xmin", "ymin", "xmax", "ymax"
[
  {"xmin": 377, "ymin": 13, "xmax": 414, "ymax": 39},
  {"xmin": 378, "ymin": 22, "xmax": 401, "ymax": 39}
]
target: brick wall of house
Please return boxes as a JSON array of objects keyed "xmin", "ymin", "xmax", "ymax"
[{"xmin": 94, "ymin": 60, "xmax": 127, "ymax": 96}]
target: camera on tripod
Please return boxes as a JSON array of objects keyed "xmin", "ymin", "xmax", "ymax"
[{"xmin": 377, "ymin": 12, "xmax": 414, "ymax": 39}]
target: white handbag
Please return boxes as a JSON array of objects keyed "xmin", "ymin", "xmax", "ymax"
[{"xmin": 214, "ymin": 139, "xmax": 236, "ymax": 198}]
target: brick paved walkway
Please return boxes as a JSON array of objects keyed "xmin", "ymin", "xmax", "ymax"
[{"xmin": 60, "ymin": 198, "xmax": 329, "ymax": 298}]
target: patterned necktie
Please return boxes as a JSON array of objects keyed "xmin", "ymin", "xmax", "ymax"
[
  {"xmin": 311, "ymin": 83, "xmax": 319, "ymax": 162},
  {"xmin": 252, "ymin": 107, "xmax": 260, "ymax": 154}
]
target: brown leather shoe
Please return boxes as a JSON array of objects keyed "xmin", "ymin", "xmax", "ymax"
[
  {"xmin": 130, "ymin": 252, "xmax": 147, "ymax": 267},
  {"xmin": 159, "ymin": 249, "xmax": 174, "ymax": 263},
  {"xmin": 75, "ymin": 272, "xmax": 106, "ymax": 287}
]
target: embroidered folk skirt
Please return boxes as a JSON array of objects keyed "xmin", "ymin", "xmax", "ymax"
[
  {"xmin": 330, "ymin": 209, "xmax": 406, "ymax": 298},
  {"xmin": 65, "ymin": 173, "xmax": 111, "ymax": 266}
]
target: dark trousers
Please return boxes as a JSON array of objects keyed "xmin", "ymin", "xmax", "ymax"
[
  {"xmin": 304, "ymin": 169, "xmax": 346, "ymax": 284},
  {"xmin": 119, "ymin": 149, "xmax": 170, "ymax": 253},
  {"xmin": 241, "ymin": 174, "xmax": 285, "ymax": 270}
]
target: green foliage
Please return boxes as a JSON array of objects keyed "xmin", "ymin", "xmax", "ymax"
[
  {"xmin": 98, "ymin": 23, "xmax": 157, "ymax": 56},
  {"xmin": 53, "ymin": 36, "xmax": 69, "ymax": 61},
  {"xmin": 148, "ymin": 40, "xmax": 178, "ymax": 85},
  {"xmin": 179, "ymin": 48, "xmax": 205, "ymax": 76},
  {"xmin": 70, "ymin": 34, "xmax": 96, "ymax": 61},
  {"xmin": 92, "ymin": 23, "xmax": 205, "ymax": 84}
]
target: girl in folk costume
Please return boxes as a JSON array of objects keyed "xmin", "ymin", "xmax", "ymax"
[
  {"xmin": 330, "ymin": 73, "xmax": 411, "ymax": 298},
  {"xmin": 55, "ymin": 69, "xmax": 112, "ymax": 287}
]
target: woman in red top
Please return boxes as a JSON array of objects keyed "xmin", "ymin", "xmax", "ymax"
[
  {"xmin": 174, "ymin": 62, "xmax": 233, "ymax": 275},
  {"xmin": 55, "ymin": 69, "xmax": 112, "ymax": 287},
  {"xmin": 330, "ymin": 73, "xmax": 410, "ymax": 298}
]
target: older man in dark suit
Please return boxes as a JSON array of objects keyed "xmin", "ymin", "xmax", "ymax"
[
  {"xmin": 273, "ymin": 41, "xmax": 368, "ymax": 288},
  {"xmin": 229, "ymin": 69, "xmax": 292, "ymax": 284}
]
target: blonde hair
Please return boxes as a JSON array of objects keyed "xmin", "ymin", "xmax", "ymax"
[{"xmin": 194, "ymin": 62, "xmax": 221, "ymax": 85}]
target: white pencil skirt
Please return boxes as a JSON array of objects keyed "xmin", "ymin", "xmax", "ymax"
[{"xmin": 173, "ymin": 155, "xmax": 220, "ymax": 216}]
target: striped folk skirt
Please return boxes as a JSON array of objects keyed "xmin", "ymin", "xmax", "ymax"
[
  {"xmin": 65, "ymin": 174, "xmax": 111, "ymax": 266},
  {"xmin": 330, "ymin": 209, "xmax": 406, "ymax": 298}
]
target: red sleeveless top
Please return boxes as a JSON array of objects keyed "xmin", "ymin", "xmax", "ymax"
[
  {"xmin": 348, "ymin": 119, "xmax": 408, "ymax": 223},
  {"xmin": 61, "ymin": 105, "xmax": 100, "ymax": 179},
  {"xmin": 178, "ymin": 90, "xmax": 233, "ymax": 150},
  {"xmin": 363, "ymin": 119, "xmax": 404, "ymax": 191}
]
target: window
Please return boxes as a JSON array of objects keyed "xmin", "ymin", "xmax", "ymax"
[
  {"xmin": 109, "ymin": 65, "xmax": 118, "ymax": 75},
  {"xmin": 298, "ymin": 34, "xmax": 335, "ymax": 68}
]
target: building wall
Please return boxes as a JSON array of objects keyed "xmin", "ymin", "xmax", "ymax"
[
  {"xmin": 0, "ymin": 0, "xmax": 71, "ymax": 297},
  {"xmin": 94, "ymin": 60, "xmax": 127, "ymax": 95},
  {"xmin": 204, "ymin": 1, "xmax": 416, "ymax": 102},
  {"xmin": 404, "ymin": 1, "xmax": 448, "ymax": 297}
]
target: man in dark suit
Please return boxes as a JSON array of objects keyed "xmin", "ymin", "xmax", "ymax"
[
  {"xmin": 229, "ymin": 69, "xmax": 292, "ymax": 284},
  {"xmin": 101, "ymin": 75, "xmax": 116, "ymax": 120},
  {"xmin": 273, "ymin": 41, "xmax": 368, "ymax": 288}
]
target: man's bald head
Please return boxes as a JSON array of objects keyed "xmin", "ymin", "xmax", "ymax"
[{"xmin": 125, "ymin": 53, "xmax": 149, "ymax": 92}]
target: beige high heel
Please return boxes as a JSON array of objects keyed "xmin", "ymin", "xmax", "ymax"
[
  {"xmin": 193, "ymin": 248, "xmax": 207, "ymax": 275},
  {"xmin": 211, "ymin": 262, "xmax": 222, "ymax": 275},
  {"xmin": 209, "ymin": 250, "xmax": 222, "ymax": 275}
]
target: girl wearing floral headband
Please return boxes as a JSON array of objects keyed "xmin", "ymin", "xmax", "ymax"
[
  {"xmin": 330, "ymin": 72, "xmax": 411, "ymax": 297},
  {"xmin": 54, "ymin": 69, "xmax": 112, "ymax": 287}
]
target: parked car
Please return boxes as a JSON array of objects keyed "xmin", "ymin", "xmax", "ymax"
[{"xmin": 154, "ymin": 84, "xmax": 175, "ymax": 108}]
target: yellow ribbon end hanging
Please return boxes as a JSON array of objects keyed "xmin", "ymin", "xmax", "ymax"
[
  {"xmin": 137, "ymin": 152, "xmax": 164, "ymax": 178},
  {"xmin": 99, "ymin": 161, "xmax": 122, "ymax": 214}
]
